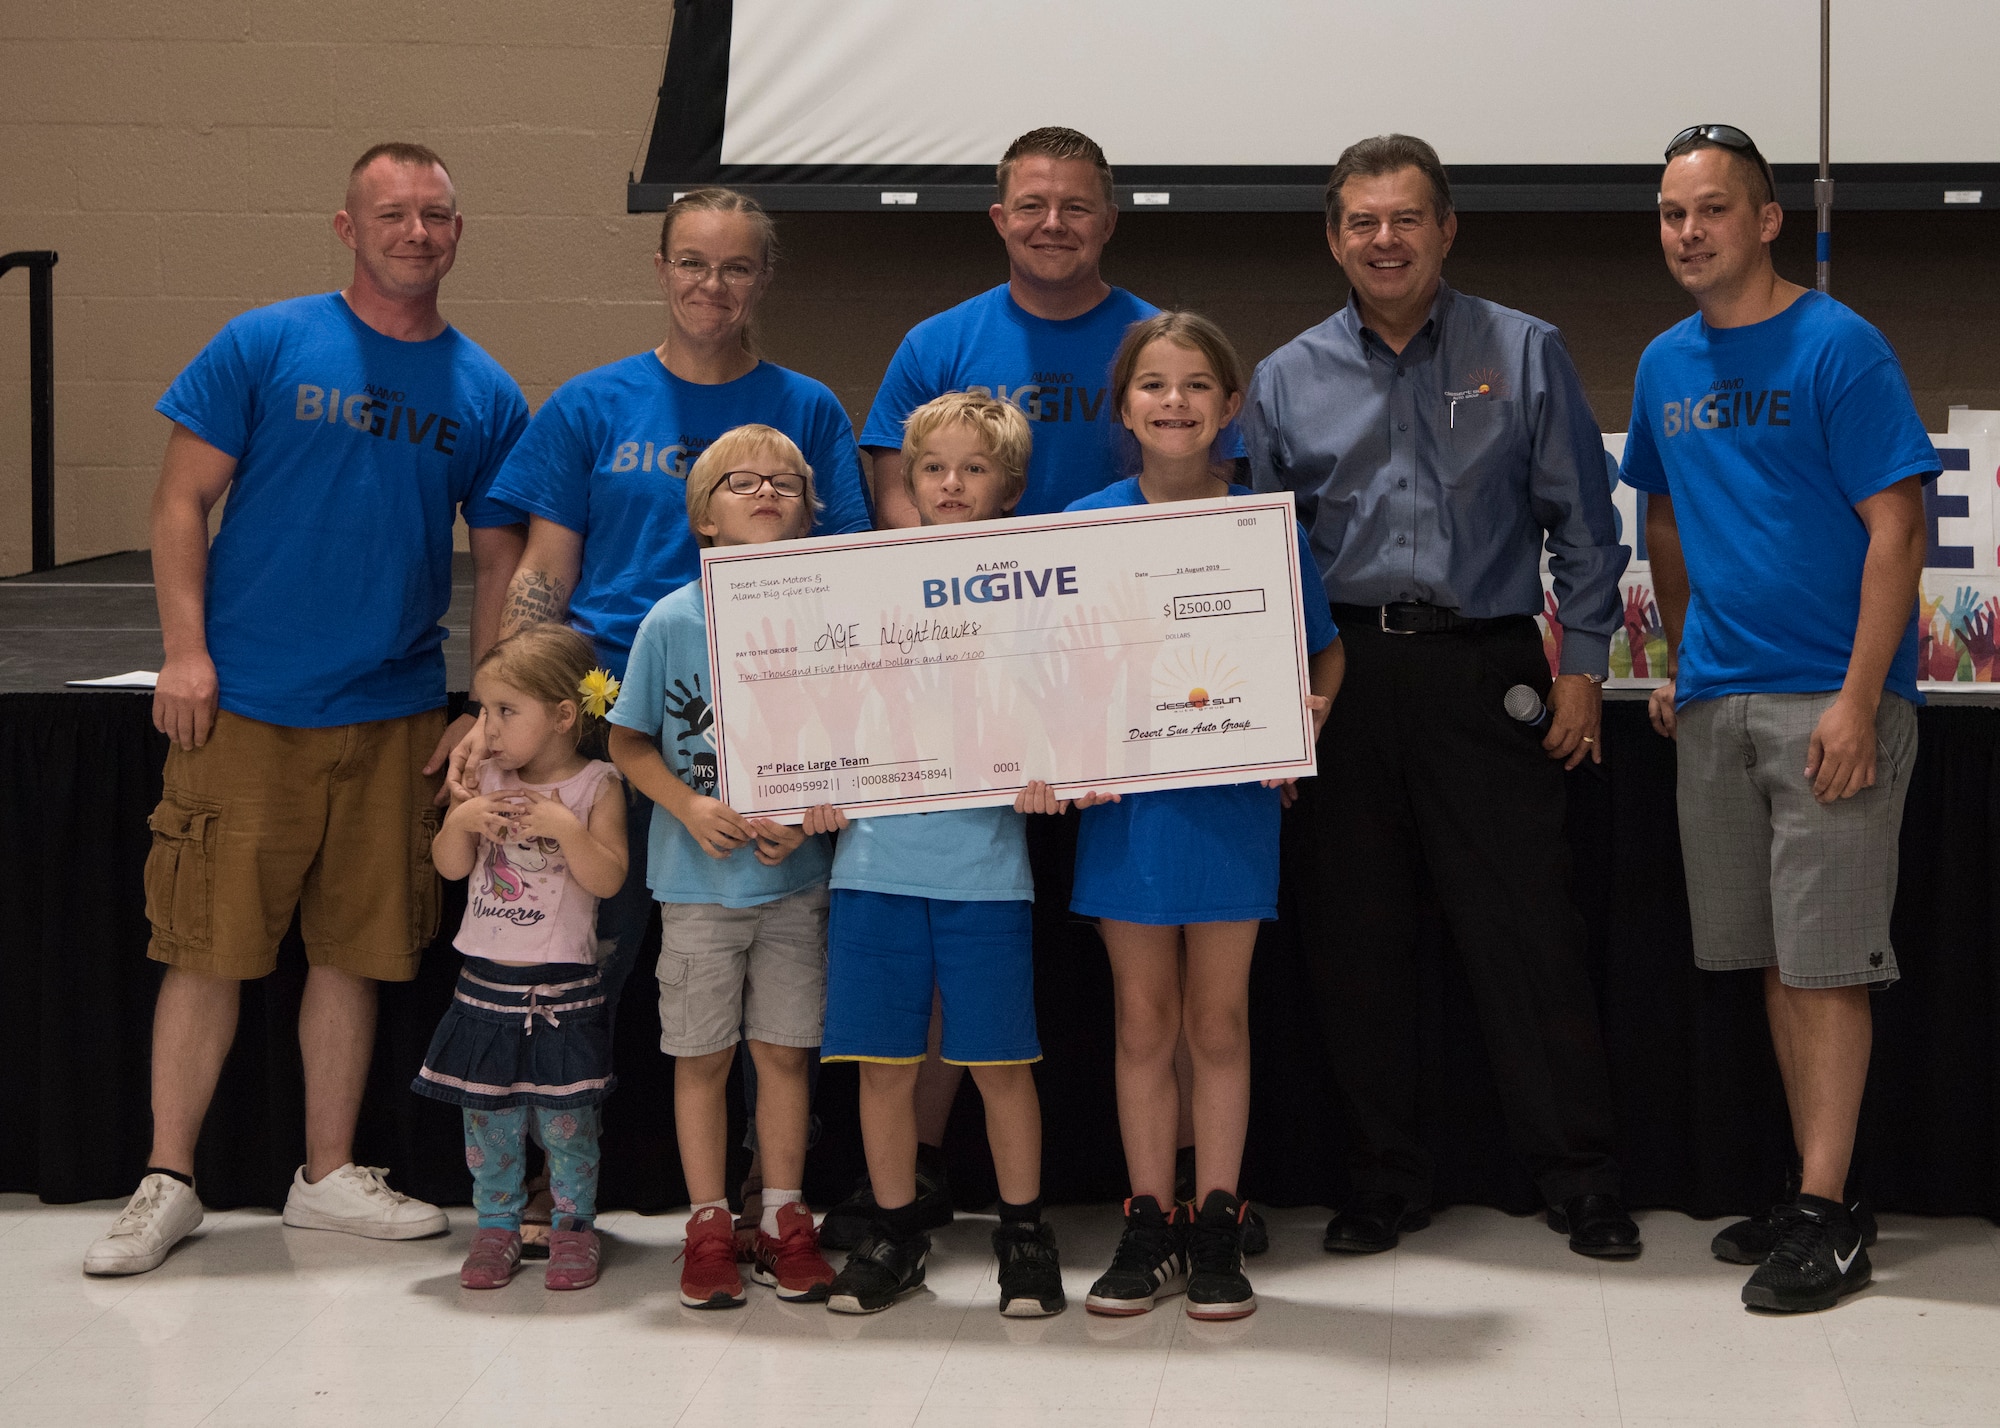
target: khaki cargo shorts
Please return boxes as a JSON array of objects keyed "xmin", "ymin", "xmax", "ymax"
[{"xmin": 143, "ymin": 708, "xmax": 447, "ymax": 982}]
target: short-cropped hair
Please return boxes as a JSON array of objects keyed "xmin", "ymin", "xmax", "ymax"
[
  {"xmin": 350, "ymin": 141, "xmax": 451, "ymax": 187},
  {"xmin": 997, "ymin": 126, "xmax": 1115, "ymax": 207},
  {"xmin": 1324, "ymin": 134, "xmax": 1453, "ymax": 229},
  {"xmin": 684, "ymin": 424, "xmax": 819, "ymax": 548},
  {"xmin": 900, "ymin": 392, "xmax": 1033, "ymax": 509}
]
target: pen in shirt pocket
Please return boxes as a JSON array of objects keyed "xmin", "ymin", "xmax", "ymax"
[{"xmin": 1444, "ymin": 383, "xmax": 1492, "ymax": 428}]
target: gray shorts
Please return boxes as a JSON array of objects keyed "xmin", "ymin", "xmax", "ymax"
[
  {"xmin": 1675, "ymin": 691, "xmax": 1916, "ymax": 988},
  {"xmin": 656, "ymin": 885, "xmax": 829, "ymax": 1057}
]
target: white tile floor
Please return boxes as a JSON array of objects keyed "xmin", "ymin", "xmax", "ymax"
[{"xmin": 2, "ymin": 1194, "xmax": 1996, "ymax": 1426}]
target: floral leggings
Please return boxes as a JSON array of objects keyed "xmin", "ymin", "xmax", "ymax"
[{"xmin": 463, "ymin": 1105, "xmax": 602, "ymax": 1230}]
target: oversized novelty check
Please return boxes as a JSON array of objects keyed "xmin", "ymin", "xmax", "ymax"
[{"xmin": 699, "ymin": 493, "xmax": 1319, "ymax": 821}]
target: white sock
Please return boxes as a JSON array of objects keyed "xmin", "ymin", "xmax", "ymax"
[
  {"xmin": 692, "ymin": 1198, "xmax": 729, "ymax": 1219},
  {"xmin": 760, "ymin": 1188, "xmax": 802, "ymax": 1238}
]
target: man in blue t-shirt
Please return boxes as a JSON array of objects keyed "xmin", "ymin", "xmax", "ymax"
[
  {"xmin": 83, "ymin": 144, "xmax": 530, "ymax": 1280},
  {"xmin": 1623, "ymin": 126, "xmax": 1936, "ymax": 1315},
  {"xmin": 863, "ymin": 127, "xmax": 1221, "ymax": 524}
]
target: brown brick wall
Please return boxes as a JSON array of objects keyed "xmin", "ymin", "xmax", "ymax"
[{"xmin": 2, "ymin": 7, "xmax": 1995, "ymax": 574}]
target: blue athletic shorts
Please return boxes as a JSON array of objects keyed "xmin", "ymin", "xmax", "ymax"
[{"xmin": 821, "ymin": 890, "xmax": 1041, "ymax": 1065}]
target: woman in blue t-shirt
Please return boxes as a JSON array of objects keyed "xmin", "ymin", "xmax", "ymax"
[
  {"xmin": 449, "ymin": 189, "xmax": 871, "ymax": 1239},
  {"xmin": 1067, "ymin": 314, "xmax": 1344, "ymax": 1321}
]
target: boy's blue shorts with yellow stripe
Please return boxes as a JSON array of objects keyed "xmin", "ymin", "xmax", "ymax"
[{"xmin": 821, "ymin": 890, "xmax": 1041, "ymax": 1066}]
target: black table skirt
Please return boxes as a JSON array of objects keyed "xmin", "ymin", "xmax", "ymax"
[{"xmin": 5, "ymin": 692, "xmax": 1997, "ymax": 1221}]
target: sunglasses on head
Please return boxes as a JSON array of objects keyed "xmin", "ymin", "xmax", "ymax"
[{"xmin": 1665, "ymin": 124, "xmax": 1778, "ymax": 203}]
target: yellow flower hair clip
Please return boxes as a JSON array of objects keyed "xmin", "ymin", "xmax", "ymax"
[{"xmin": 578, "ymin": 668, "xmax": 621, "ymax": 719}]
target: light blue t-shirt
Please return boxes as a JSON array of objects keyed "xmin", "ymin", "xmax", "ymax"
[
  {"xmin": 610, "ymin": 582, "xmax": 833, "ymax": 906},
  {"xmin": 1620, "ymin": 292, "xmax": 1940, "ymax": 706},
  {"xmin": 488, "ymin": 354, "xmax": 872, "ymax": 676},
  {"xmin": 1064, "ymin": 478, "xmax": 1340, "ymax": 924},
  {"xmin": 861, "ymin": 284, "xmax": 1243, "ymax": 518},
  {"xmin": 157, "ymin": 293, "xmax": 527, "ymax": 728},
  {"xmin": 830, "ymin": 807, "xmax": 1032, "ymax": 903}
]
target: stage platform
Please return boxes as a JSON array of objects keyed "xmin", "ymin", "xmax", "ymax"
[{"xmin": 3, "ymin": 555, "xmax": 1998, "ymax": 1229}]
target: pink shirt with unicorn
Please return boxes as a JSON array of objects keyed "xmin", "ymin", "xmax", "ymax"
[{"xmin": 455, "ymin": 759, "xmax": 622, "ymax": 966}]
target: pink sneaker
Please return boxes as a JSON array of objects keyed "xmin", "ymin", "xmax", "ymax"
[
  {"xmin": 460, "ymin": 1227, "xmax": 522, "ymax": 1289},
  {"xmin": 545, "ymin": 1223, "xmax": 601, "ymax": 1291}
]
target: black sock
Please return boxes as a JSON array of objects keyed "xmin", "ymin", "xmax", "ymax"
[
  {"xmin": 998, "ymin": 1196, "xmax": 1042, "ymax": 1227},
  {"xmin": 877, "ymin": 1198, "xmax": 926, "ymax": 1241},
  {"xmin": 1796, "ymin": 1192, "xmax": 1853, "ymax": 1232},
  {"xmin": 915, "ymin": 1141, "xmax": 947, "ymax": 1179},
  {"xmin": 143, "ymin": 1166, "xmax": 194, "ymax": 1190}
]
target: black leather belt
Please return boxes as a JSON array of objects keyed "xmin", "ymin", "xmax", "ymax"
[{"xmin": 1332, "ymin": 601, "xmax": 1512, "ymax": 636}]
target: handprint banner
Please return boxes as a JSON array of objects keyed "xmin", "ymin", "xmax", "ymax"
[
  {"xmin": 699, "ymin": 494, "xmax": 1320, "ymax": 821},
  {"xmin": 1541, "ymin": 417, "xmax": 2000, "ymax": 691}
]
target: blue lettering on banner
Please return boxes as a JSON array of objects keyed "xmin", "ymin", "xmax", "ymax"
[
  {"xmin": 1925, "ymin": 447, "xmax": 1975, "ymax": 569},
  {"xmin": 923, "ymin": 565, "xmax": 1077, "ymax": 608}
]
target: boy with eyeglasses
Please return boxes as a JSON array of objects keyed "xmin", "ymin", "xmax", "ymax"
[
  {"xmin": 1626, "ymin": 124, "xmax": 1937, "ymax": 1313},
  {"xmin": 609, "ymin": 424, "xmax": 839, "ymax": 1310}
]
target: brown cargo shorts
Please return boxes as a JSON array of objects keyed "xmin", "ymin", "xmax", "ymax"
[{"xmin": 143, "ymin": 707, "xmax": 447, "ymax": 981}]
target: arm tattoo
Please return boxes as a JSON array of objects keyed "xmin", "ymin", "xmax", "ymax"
[{"xmin": 500, "ymin": 568, "xmax": 569, "ymax": 638}]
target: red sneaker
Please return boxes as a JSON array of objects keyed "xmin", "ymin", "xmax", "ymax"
[
  {"xmin": 751, "ymin": 1201, "xmax": 836, "ymax": 1302},
  {"xmin": 545, "ymin": 1223, "xmax": 601, "ymax": 1291},
  {"xmin": 459, "ymin": 1227, "xmax": 522, "ymax": 1289},
  {"xmin": 679, "ymin": 1206, "xmax": 746, "ymax": 1308}
]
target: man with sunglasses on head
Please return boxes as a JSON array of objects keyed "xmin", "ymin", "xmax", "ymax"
[
  {"xmin": 1624, "ymin": 125, "xmax": 1935, "ymax": 1313},
  {"xmin": 1246, "ymin": 133, "xmax": 1638, "ymax": 1263}
]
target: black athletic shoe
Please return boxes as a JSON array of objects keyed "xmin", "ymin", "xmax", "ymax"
[
  {"xmin": 818, "ymin": 1162, "xmax": 954, "ymax": 1252},
  {"xmin": 993, "ymin": 1221, "xmax": 1066, "ymax": 1317},
  {"xmin": 1741, "ymin": 1198, "xmax": 1871, "ymax": 1313},
  {"xmin": 1185, "ymin": 1190, "xmax": 1256, "ymax": 1321},
  {"xmin": 826, "ymin": 1229, "xmax": 929, "ymax": 1315},
  {"xmin": 1085, "ymin": 1196, "xmax": 1188, "ymax": 1316},
  {"xmin": 1174, "ymin": 1148, "xmax": 1268, "ymax": 1257},
  {"xmin": 1714, "ymin": 1194, "xmax": 1877, "ymax": 1265}
]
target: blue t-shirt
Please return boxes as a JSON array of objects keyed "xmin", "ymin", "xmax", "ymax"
[
  {"xmin": 1063, "ymin": 477, "xmax": 1340, "ymax": 925},
  {"xmin": 1620, "ymin": 292, "xmax": 1940, "ymax": 705},
  {"xmin": 488, "ymin": 354, "xmax": 872, "ymax": 676},
  {"xmin": 862, "ymin": 284, "xmax": 1244, "ymax": 518},
  {"xmin": 610, "ymin": 582, "xmax": 833, "ymax": 906},
  {"xmin": 829, "ymin": 807, "xmax": 1033, "ymax": 903},
  {"xmin": 157, "ymin": 293, "xmax": 527, "ymax": 728}
]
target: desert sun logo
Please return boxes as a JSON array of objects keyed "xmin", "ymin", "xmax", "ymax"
[{"xmin": 1154, "ymin": 648, "xmax": 1246, "ymax": 712}]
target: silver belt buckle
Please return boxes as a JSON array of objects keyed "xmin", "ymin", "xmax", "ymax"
[{"xmin": 1379, "ymin": 604, "xmax": 1415, "ymax": 635}]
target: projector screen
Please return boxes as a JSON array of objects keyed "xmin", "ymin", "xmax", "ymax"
[{"xmin": 633, "ymin": 0, "xmax": 1998, "ymax": 211}]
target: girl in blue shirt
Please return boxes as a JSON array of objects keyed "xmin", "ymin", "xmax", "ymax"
[{"xmin": 1067, "ymin": 314, "xmax": 1343, "ymax": 1321}]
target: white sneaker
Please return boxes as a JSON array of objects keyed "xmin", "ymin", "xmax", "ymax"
[
  {"xmin": 281, "ymin": 1164, "xmax": 448, "ymax": 1240},
  {"xmin": 83, "ymin": 1173, "xmax": 204, "ymax": 1276}
]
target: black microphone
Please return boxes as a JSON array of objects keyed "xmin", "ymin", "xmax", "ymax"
[{"xmin": 1504, "ymin": 683, "xmax": 1552, "ymax": 730}]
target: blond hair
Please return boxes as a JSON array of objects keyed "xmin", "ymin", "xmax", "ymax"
[
  {"xmin": 684, "ymin": 424, "xmax": 819, "ymax": 547},
  {"xmin": 474, "ymin": 625, "xmax": 602, "ymax": 747},
  {"xmin": 656, "ymin": 187, "xmax": 779, "ymax": 356},
  {"xmin": 900, "ymin": 392, "xmax": 1032, "ymax": 509},
  {"xmin": 997, "ymin": 126, "xmax": 1115, "ymax": 207}
]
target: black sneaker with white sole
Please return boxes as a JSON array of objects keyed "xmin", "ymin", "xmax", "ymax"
[
  {"xmin": 818, "ymin": 1163, "xmax": 953, "ymax": 1252},
  {"xmin": 1185, "ymin": 1189, "xmax": 1256, "ymax": 1321},
  {"xmin": 1714, "ymin": 1195, "xmax": 1877, "ymax": 1265},
  {"xmin": 1085, "ymin": 1196, "xmax": 1187, "ymax": 1316},
  {"xmin": 993, "ymin": 1221, "xmax": 1066, "ymax": 1317},
  {"xmin": 826, "ymin": 1229, "xmax": 929, "ymax": 1314},
  {"xmin": 1740, "ymin": 1197, "xmax": 1871, "ymax": 1313}
]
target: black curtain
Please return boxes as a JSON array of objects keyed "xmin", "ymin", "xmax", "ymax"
[{"xmin": 4, "ymin": 693, "xmax": 1997, "ymax": 1220}]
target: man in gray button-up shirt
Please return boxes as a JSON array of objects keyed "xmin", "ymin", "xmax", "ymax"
[{"xmin": 1248, "ymin": 134, "xmax": 1638, "ymax": 1261}]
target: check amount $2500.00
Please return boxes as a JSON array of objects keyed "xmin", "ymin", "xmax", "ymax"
[{"xmin": 698, "ymin": 492, "xmax": 1320, "ymax": 822}]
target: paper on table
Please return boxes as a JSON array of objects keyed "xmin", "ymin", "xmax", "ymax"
[{"xmin": 65, "ymin": 671, "xmax": 159, "ymax": 688}]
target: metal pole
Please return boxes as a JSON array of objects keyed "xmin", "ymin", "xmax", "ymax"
[
  {"xmin": 1815, "ymin": 0, "xmax": 1833, "ymax": 293},
  {"xmin": 0, "ymin": 250, "xmax": 59, "ymax": 572}
]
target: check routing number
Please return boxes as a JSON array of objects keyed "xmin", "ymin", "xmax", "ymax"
[{"xmin": 699, "ymin": 493, "xmax": 1320, "ymax": 821}]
